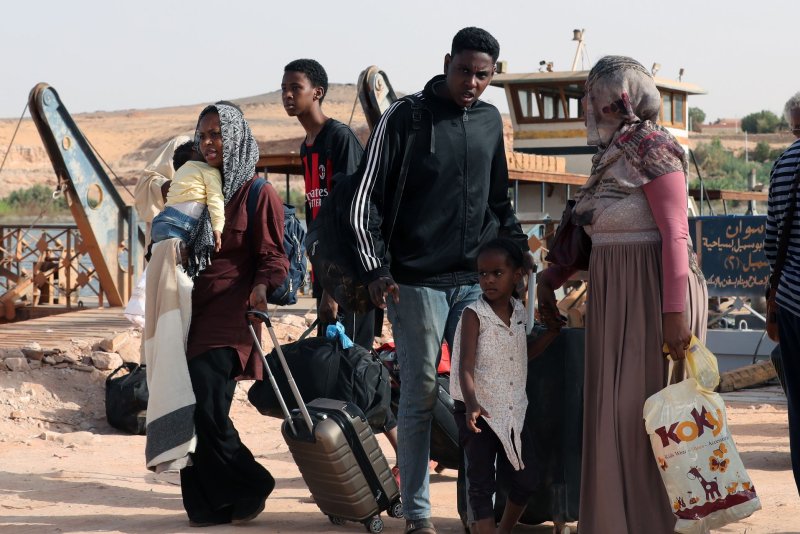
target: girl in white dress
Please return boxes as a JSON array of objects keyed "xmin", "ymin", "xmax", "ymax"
[{"xmin": 451, "ymin": 238, "xmax": 539, "ymax": 534}]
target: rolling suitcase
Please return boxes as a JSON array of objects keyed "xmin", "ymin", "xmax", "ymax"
[{"xmin": 246, "ymin": 310, "xmax": 402, "ymax": 533}]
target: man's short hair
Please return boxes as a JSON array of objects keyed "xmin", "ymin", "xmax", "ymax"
[
  {"xmin": 784, "ymin": 91, "xmax": 800, "ymax": 123},
  {"xmin": 451, "ymin": 27, "xmax": 500, "ymax": 63},
  {"xmin": 284, "ymin": 59, "xmax": 329, "ymax": 103}
]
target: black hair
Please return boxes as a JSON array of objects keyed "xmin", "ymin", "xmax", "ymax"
[
  {"xmin": 478, "ymin": 237, "xmax": 524, "ymax": 269},
  {"xmin": 284, "ymin": 58, "xmax": 329, "ymax": 103},
  {"xmin": 451, "ymin": 27, "xmax": 500, "ymax": 63},
  {"xmin": 172, "ymin": 140, "xmax": 196, "ymax": 171}
]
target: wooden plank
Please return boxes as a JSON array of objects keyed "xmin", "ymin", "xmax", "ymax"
[
  {"xmin": 718, "ymin": 359, "xmax": 778, "ymax": 393},
  {"xmin": 256, "ymin": 153, "xmax": 303, "ymax": 174},
  {"xmin": 0, "ymin": 307, "xmax": 131, "ymax": 349},
  {"xmin": 689, "ymin": 189, "xmax": 768, "ymax": 202},
  {"xmin": 510, "ymin": 169, "xmax": 588, "ymax": 186}
]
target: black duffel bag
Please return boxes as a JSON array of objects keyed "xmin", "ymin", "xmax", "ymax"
[
  {"xmin": 105, "ymin": 362, "xmax": 148, "ymax": 435},
  {"xmin": 248, "ymin": 334, "xmax": 392, "ymax": 432}
]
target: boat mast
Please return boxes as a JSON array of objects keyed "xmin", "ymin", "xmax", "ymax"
[{"xmin": 571, "ymin": 29, "xmax": 586, "ymax": 71}]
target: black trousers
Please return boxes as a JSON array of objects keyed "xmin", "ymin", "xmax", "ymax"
[
  {"xmin": 777, "ymin": 305, "xmax": 800, "ymax": 495},
  {"xmin": 180, "ymin": 348, "xmax": 274, "ymax": 523},
  {"xmin": 454, "ymin": 401, "xmax": 538, "ymax": 521}
]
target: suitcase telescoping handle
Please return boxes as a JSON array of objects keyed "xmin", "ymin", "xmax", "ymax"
[{"xmin": 245, "ymin": 310, "xmax": 315, "ymax": 435}]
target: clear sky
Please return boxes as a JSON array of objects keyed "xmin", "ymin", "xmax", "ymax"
[{"xmin": 1, "ymin": 0, "xmax": 794, "ymax": 123}]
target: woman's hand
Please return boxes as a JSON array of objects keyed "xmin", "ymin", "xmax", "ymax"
[
  {"xmin": 318, "ymin": 290, "xmax": 338, "ymax": 324},
  {"xmin": 249, "ymin": 284, "xmax": 269, "ymax": 313},
  {"xmin": 663, "ymin": 311, "xmax": 691, "ymax": 361}
]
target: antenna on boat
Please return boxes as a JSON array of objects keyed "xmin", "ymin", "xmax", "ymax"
[{"xmin": 571, "ymin": 29, "xmax": 587, "ymax": 71}]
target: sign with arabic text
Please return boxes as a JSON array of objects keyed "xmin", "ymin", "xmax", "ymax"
[{"xmin": 689, "ymin": 216, "xmax": 769, "ymax": 297}]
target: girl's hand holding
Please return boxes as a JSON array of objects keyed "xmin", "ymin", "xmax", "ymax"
[
  {"xmin": 536, "ymin": 277, "xmax": 562, "ymax": 331},
  {"xmin": 466, "ymin": 402, "xmax": 489, "ymax": 434},
  {"xmin": 213, "ymin": 230, "xmax": 222, "ymax": 252}
]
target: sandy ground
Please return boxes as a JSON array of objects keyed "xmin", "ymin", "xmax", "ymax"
[{"xmin": 0, "ymin": 357, "xmax": 796, "ymax": 534}]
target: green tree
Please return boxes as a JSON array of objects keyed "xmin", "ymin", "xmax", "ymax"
[
  {"xmin": 741, "ymin": 110, "xmax": 781, "ymax": 133},
  {"xmin": 688, "ymin": 107, "xmax": 706, "ymax": 132},
  {"xmin": 1, "ymin": 184, "xmax": 68, "ymax": 214},
  {"xmin": 752, "ymin": 141, "xmax": 772, "ymax": 162},
  {"xmin": 689, "ymin": 138, "xmax": 773, "ymax": 191}
]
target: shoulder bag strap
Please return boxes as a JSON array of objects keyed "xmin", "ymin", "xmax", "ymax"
[
  {"xmin": 246, "ymin": 177, "xmax": 268, "ymax": 239},
  {"xmin": 298, "ymin": 319, "xmax": 319, "ymax": 341},
  {"xmin": 384, "ymin": 97, "xmax": 422, "ymax": 246},
  {"xmin": 769, "ymin": 165, "xmax": 800, "ymax": 290}
]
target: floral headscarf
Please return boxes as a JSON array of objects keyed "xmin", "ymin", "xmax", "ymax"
[
  {"xmin": 584, "ymin": 56, "xmax": 660, "ymax": 148},
  {"xmin": 574, "ymin": 56, "xmax": 686, "ymax": 225},
  {"xmin": 185, "ymin": 103, "xmax": 259, "ymax": 277}
]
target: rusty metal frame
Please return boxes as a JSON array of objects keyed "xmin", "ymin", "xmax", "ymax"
[
  {"xmin": 0, "ymin": 223, "xmax": 102, "ymax": 320},
  {"xmin": 27, "ymin": 83, "xmax": 145, "ymax": 307}
]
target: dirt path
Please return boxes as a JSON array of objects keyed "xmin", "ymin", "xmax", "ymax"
[{"xmin": 0, "ymin": 367, "xmax": 796, "ymax": 534}]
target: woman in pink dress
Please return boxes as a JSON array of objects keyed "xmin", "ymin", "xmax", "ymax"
[{"xmin": 537, "ymin": 56, "xmax": 708, "ymax": 534}]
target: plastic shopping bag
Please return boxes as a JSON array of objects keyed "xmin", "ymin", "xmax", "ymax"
[
  {"xmin": 643, "ymin": 336, "xmax": 760, "ymax": 534},
  {"xmin": 124, "ymin": 268, "xmax": 147, "ymax": 328}
]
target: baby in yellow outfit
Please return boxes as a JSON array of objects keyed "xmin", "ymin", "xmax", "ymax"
[{"xmin": 151, "ymin": 142, "xmax": 225, "ymax": 251}]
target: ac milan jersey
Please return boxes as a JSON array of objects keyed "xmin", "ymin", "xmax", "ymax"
[{"xmin": 300, "ymin": 119, "xmax": 364, "ymax": 223}]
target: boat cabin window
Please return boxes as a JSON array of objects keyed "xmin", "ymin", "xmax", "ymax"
[
  {"xmin": 512, "ymin": 83, "xmax": 584, "ymax": 124},
  {"xmin": 517, "ymin": 89, "xmax": 539, "ymax": 118},
  {"xmin": 659, "ymin": 90, "xmax": 686, "ymax": 128}
]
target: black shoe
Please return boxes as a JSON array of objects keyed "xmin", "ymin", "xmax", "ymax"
[
  {"xmin": 231, "ymin": 499, "xmax": 265, "ymax": 525},
  {"xmin": 189, "ymin": 519, "xmax": 229, "ymax": 528},
  {"xmin": 231, "ymin": 475, "xmax": 274, "ymax": 524},
  {"xmin": 405, "ymin": 518, "xmax": 437, "ymax": 533},
  {"xmin": 188, "ymin": 505, "xmax": 233, "ymax": 527}
]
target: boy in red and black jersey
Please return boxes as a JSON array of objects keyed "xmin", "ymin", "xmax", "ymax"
[{"xmin": 281, "ymin": 59, "xmax": 373, "ymax": 347}]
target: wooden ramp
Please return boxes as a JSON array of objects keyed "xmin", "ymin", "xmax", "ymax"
[{"xmin": 0, "ymin": 307, "xmax": 133, "ymax": 350}]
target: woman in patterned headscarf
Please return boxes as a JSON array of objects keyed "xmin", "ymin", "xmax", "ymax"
[
  {"xmin": 180, "ymin": 102, "xmax": 288, "ymax": 527},
  {"xmin": 538, "ymin": 56, "xmax": 708, "ymax": 534}
]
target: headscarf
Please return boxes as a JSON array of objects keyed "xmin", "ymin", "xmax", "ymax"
[
  {"xmin": 584, "ymin": 56, "xmax": 660, "ymax": 148},
  {"xmin": 574, "ymin": 56, "xmax": 686, "ymax": 225},
  {"xmin": 185, "ymin": 103, "xmax": 259, "ymax": 277}
]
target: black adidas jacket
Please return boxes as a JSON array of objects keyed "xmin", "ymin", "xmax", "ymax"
[{"xmin": 349, "ymin": 74, "xmax": 528, "ymax": 287}]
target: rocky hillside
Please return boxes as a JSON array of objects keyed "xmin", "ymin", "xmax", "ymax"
[{"xmin": 0, "ymin": 84, "xmax": 369, "ymax": 201}]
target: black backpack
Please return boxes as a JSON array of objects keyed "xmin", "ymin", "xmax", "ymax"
[
  {"xmin": 105, "ymin": 362, "xmax": 148, "ymax": 435},
  {"xmin": 247, "ymin": 178, "xmax": 307, "ymax": 305},
  {"xmin": 305, "ymin": 96, "xmax": 425, "ymax": 314}
]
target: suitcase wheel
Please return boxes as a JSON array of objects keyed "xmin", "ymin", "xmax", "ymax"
[
  {"xmin": 328, "ymin": 515, "xmax": 346, "ymax": 526},
  {"xmin": 364, "ymin": 516, "xmax": 384, "ymax": 533},
  {"xmin": 388, "ymin": 498, "xmax": 403, "ymax": 519}
]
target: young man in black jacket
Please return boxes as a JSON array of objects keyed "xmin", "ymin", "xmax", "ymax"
[{"xmin": 349, "ymin": 27, "xmax": 532, "ymax": 534}]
